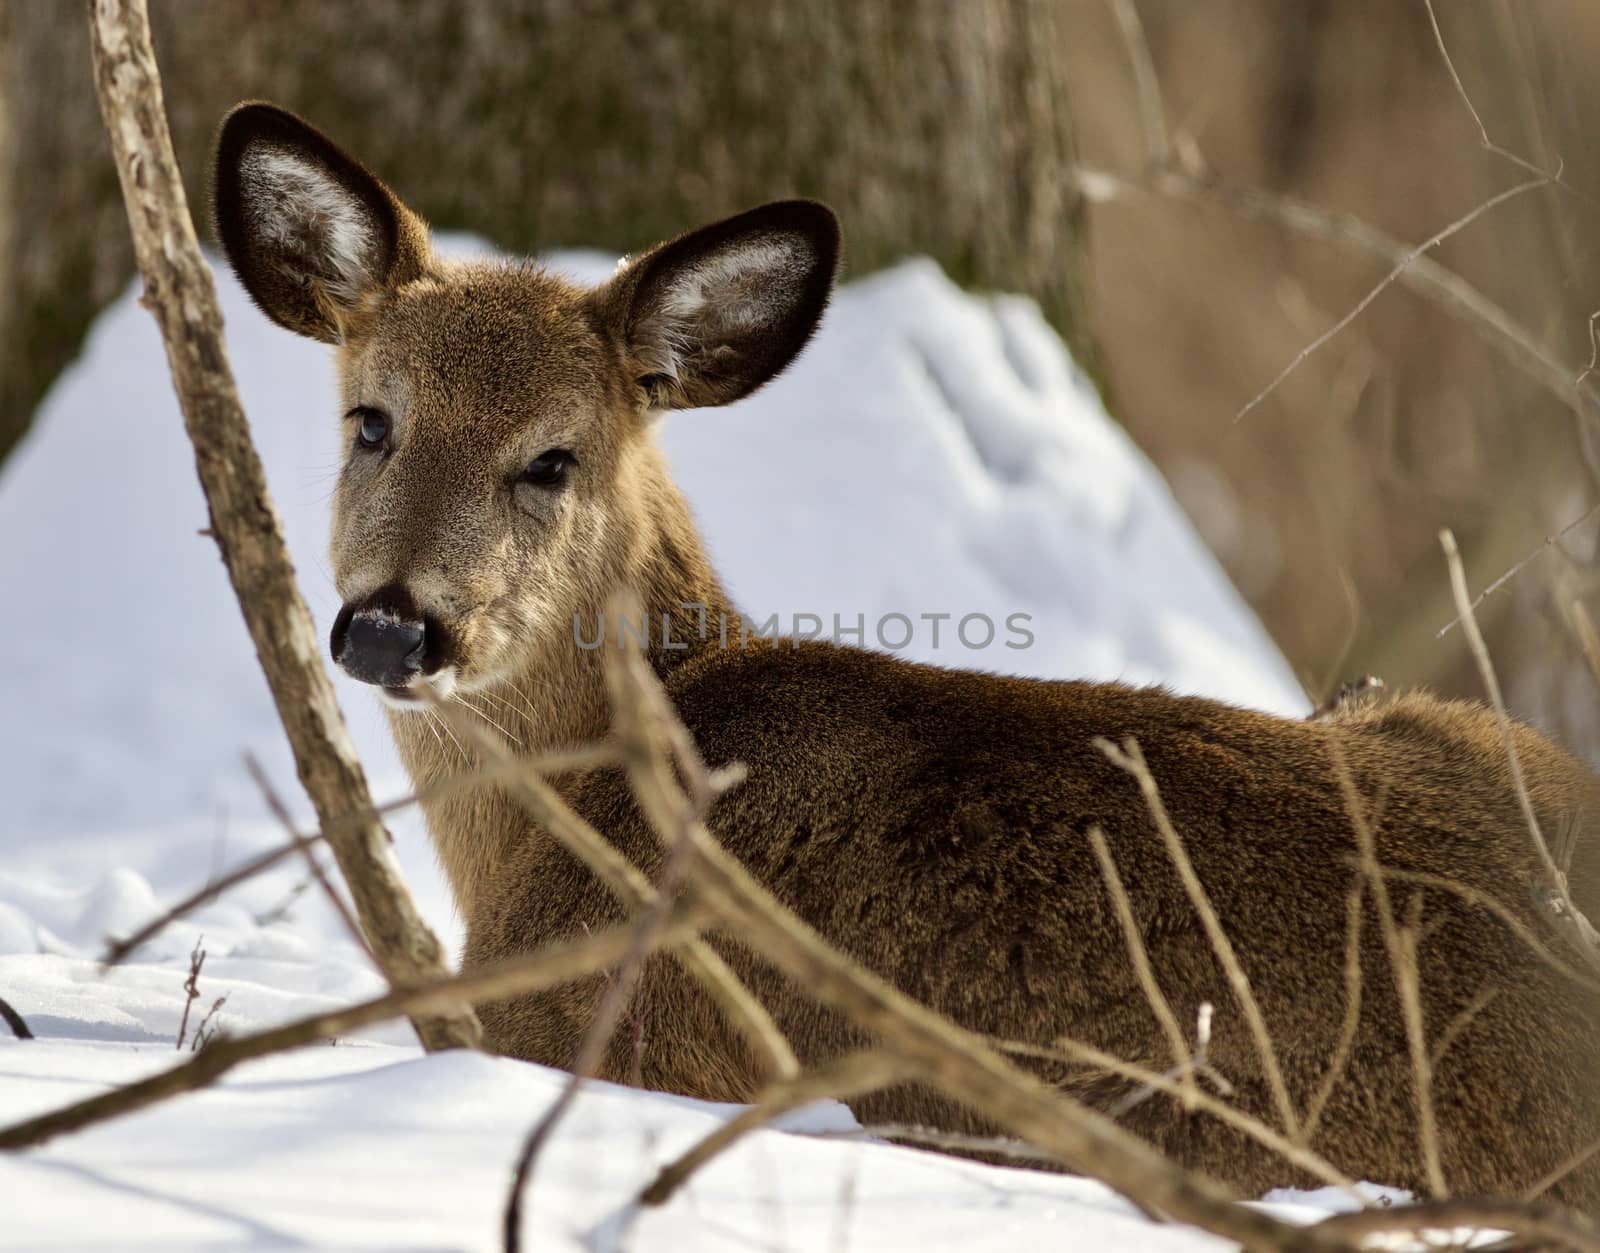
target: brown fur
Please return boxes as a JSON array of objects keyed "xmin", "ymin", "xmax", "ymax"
[{"xmin": 215, "ymin": 102, "xmax": 1600, "ymax": 1207}]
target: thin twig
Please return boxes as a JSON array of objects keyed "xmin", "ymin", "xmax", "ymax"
[
  {"xmin": 191, "ymin": 997, "xmax": 228, "ymax": 1053},
  {"xmin": 174, "ymin": 937, "xmax": 205, "ymax": 1051},
  {"xmin": 1442, "ymin": 528, "xmax": 1600, "ymax": 970},
  {"xmin": 1086, "ymin": 825, "xmax": 1198, "ymax": 1110},
  {"xmin": 1421, "ymin": 0, "xmax": 1587, "ymax": 199},
  {"xmin": 805, "ymin": 1122, "xmax": 1060, "ymax": 1165},
  {"xmin": 431, "ymin": 694, "xmax": 799, "ymax": 1088},
  {"xmin": 503, "ymin": 753, "xmax": 709, "ymax": 1252},
  {"xmin": 1326, "ymin": 742, "xmax": 1447, "ymax": 1197},
  {"xmin": 1569, "ymin": 599, "xmax": 1600, "ymax": 692},
  {"xmin": 1435, "ymin": 501, "xmax": 1600, "ymax": 638},
  {"xmin": 1302, "ymin": 880, "xmax": 1364, "ymax": 1140},
  {"xmin": 1394, "ymin": 893, "xmax": 1444, "ymax": 1197},
  {"xmin": 1312, "ymin": 1197, "xmax": 1600, "ymax": 1253},
  {"xmin": 1232, "ymin": 177, "xmax": 1548, "ymax": 424},
  {"xmin": 0, "ymin": 995, "xmax": 33, "ymax": 1041},
  {"xmin": 1094, "ymin": 736, "xmax": 1302, "ymax": 1144},
  {"xmin": 1071, "ymin": 163, "xmax": 1600, "ymax": 437},
  {"xmin": 243, "ymin": 753, "xmax": 372, "ymax": 963},
  {"xmin": 1105, "ymin": 1001, "xmax": 1234, "ymax": 1121},
  {"xmin": 1106, "ymin": 0, "xmax": 1170, "ymax": 170},
  {"xmin": 1527, "ymin": 1136, "xmax": 1600, "ymax": 1202},
  {"xmin": 641, "ymin": 1052, "xmax": 907, "ymax": 1208},
  {"xmin": 1372, "ymin": 864, "xmax": 1600, "ymax": 991},
  {"xmin": 1002, "ymin": 1037, "xmax": 1359, "ymax": 1197},
  {"xmin": 100, "ymin": 747, "xmax": 617, "ymax": 967},
  {"xmin": 1429, "ymin": 987, "xmax": 1497, "ymax": 1072},
  {"xmin": 0, "ymin": 901, "xmax": 711, "ymax": 1152}
]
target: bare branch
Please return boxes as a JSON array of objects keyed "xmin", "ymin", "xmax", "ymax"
[
  {"xmin": 101, "ymin": 748, "xmax": 615, "ymax": 968},
  {"xmin": 244, "ymin": 753, "xmax": 371, "ymax": 964},
  {"xmin": 0, "ymin": 902, "xmax": 710, "ymax": 1153},
  {"xmin": 503, "ymin": 739, "xmax": 710, "ymax": 1253},
  {"xmin": 85, "ymin": 0, "xmax": 477, "ymax": 1051},
  {"xmin": 1441, "ymin": 529, "xmax": 1600, "ymax": 973},
  {"xmin": 174, "ymin": 937, "xmax": 205, "ymax": 1051},
  {"xmin": 1435, "ymin": 502, "xmax": 1600, "ymax": 639},
  {"xmin": 432, "ymin": 694, "xmax": 799, "ymax": 1087},
  {"xmin": 1326, "ymin": 743, "xmax": 1446, "ymax": 1197},
  {"xmin": 0, "ymin": 995, "xmax": 33, "ymax": 1041},
  {"xmin": 1231, "ymin": 176, "xmax": 1548, "ymax": 425},
  {"xmin": 1004, "ymin": 1037, "xmax": 1359, "ymax": 1197},
  {"xmin": 1313, "ymin": 1196, "xmax": 1600, "ymax": 1253},
  {"xmin": 1094, "ymin": 735, "xmax": 1301, "ymax": 1143},
  {"xmin": 1106, "ymin": 0, "xmax": 1171, "ymax": 170},
  {"xmin": 1302, "ymin": 880, "xmax": 1363, "ymax": 1140},
  {"xmin": 1072, "ymin": 164, "xmax": 1600, "ymax": 439},
  {"xmin": 1086, "ymin": 825, "xmax": 1198, "ymax": 1110},
  {"xmin": 641, "ymin": 1052, "xmax": 908, "ymax": 1209}
]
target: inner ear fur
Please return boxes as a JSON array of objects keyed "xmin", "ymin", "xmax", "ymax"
[
  {"xmin": 595, "ymin": 199, "xmax": 841, "ymax": 411},
  {"xmin": 212, "ymin": 101, "xmax": 429, "ymax": 343}
]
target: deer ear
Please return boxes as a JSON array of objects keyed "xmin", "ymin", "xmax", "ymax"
[
  {"xmin": 212, "ymin": 102, "xmax": 428, "ymax": 343},
  {"xmin": 597, "ymin": 200, "xmax": 840, "ymax": 410}
]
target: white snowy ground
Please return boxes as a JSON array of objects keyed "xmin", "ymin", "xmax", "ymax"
[{"xmin": 0, "ymin": 242, "xmax": 1346, "ymax": 1250}]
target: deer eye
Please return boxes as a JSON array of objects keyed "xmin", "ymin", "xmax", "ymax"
[
  {"xmin": 351, "ymin": 406, "xmax": 389, "ymax": 448},
  {"xmin": 521, "ymin": 449, "xmax": 575, "ymax": 487}
]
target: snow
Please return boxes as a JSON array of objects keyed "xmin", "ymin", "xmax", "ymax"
[{"xmin": 0, "ymin": 241, "xmax": 1326, "ymax": 1249}]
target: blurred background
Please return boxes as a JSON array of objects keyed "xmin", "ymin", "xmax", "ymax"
[{"xmin": 4, "ymin": 0, "xmax": 1600, "ymax": 758}]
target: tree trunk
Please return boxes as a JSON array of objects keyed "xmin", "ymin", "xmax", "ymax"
[{"xmin": 0, "ymin": 0, "xmax": 1089, "ymax": 466}]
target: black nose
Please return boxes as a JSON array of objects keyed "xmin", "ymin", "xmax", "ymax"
[{"xmin": 331, "ymin": 602, "xmax": 428, "ymax": 689}]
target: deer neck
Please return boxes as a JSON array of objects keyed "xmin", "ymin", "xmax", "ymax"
[{"xmin": 389, "ymin": 450, "xmax": 732, "ymax": 922}]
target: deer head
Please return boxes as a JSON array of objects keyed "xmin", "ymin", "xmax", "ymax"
[{"xmin": 213, "ymin": 102, "xmax": 838, "ymax": 712}]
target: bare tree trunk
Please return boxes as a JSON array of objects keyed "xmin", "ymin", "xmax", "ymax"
[
  {"xmin": 84, "ymin": 0, "xmax": 480, "ymax": 1053},
  {"xmin": 0, "ymin": 0, "xmax": 1089, "ymax": 467}
]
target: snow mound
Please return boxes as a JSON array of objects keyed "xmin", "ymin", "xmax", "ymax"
[{"xmin": 0, "ymin": 245, "xmax": 1315, "ymax": 1250}]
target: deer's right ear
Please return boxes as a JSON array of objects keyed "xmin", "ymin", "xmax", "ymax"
[{"xmin": 212, "ymin": 102, "xmax": 428, "ymax": 343}]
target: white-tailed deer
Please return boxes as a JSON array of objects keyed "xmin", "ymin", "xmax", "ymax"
[{"xmin": 215, "ymin": 102, "xmax": 1600, "ymax": 1206}]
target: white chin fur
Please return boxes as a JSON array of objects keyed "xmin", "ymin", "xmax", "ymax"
[{"xmin": 376, "ymin": 668, "xmax": 458, "ymax": 710}]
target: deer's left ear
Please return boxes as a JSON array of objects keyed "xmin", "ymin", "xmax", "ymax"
[{"xmin": 595, "ymin": 200, "xmax": 841, "ymax": 411}]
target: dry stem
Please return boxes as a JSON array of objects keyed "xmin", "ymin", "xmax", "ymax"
[
  {"xmin": 1315, "ymin": 1197, "xmax": 1600, "ymax": 1253},
  {"xmin": 1086, "ymin": 825, "xmax": 1198, "ymax": 1111},
  {"xmin": 243, "ymin": 753, "xmax": 371, "ymax": 963},
  {"xmin": 502, "ymin": 741, "xmax": 710, "ymax": 1253},
  {"xmin": 0, "ymin": 903, "xmax": 709, "ymax": 1152},
  {"xmin": 432, "ymin": 695, "xmax": 797, "ymax": 1086},
  {"xmin": 85, "ymin": 0, "xmax": 476, "ymax": 1051},
  {"xmin": 1093, "ymin": 736, "xmax": 1301, "ymax": 1143},
  {"xmin": 173, "ymin": 937, "xmax": 205, "ymax": 1051},
  {"xmin": 1327, "ymin": 743, "xmax": 1447, "ymax": 1197},
  {"xmin": 1003, "ymin": 1037, "xmax": 1358, "ymax": 1197},
  {"xmin": 101, "ymin": 748, "xmax": 614, "ymax": 968},
  {"xmin": 641, "ymin": 1052, "xmax": 906, "ymax": 1208},
  {"xmin": 1072, "ymin": 163, "xmax": 1600, "ymax": 439},
  {"xmin": 0, "ymin": 996, "xmax": 32, "ymax": 1041},
  {"xmin": 1302, "ymin": 881, "xmax": 1364, "ymax": 1141}
]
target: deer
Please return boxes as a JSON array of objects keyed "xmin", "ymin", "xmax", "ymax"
[{"xmin": 214, "ymin": 101, "xmax": 1600, "ymax": 1208}]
